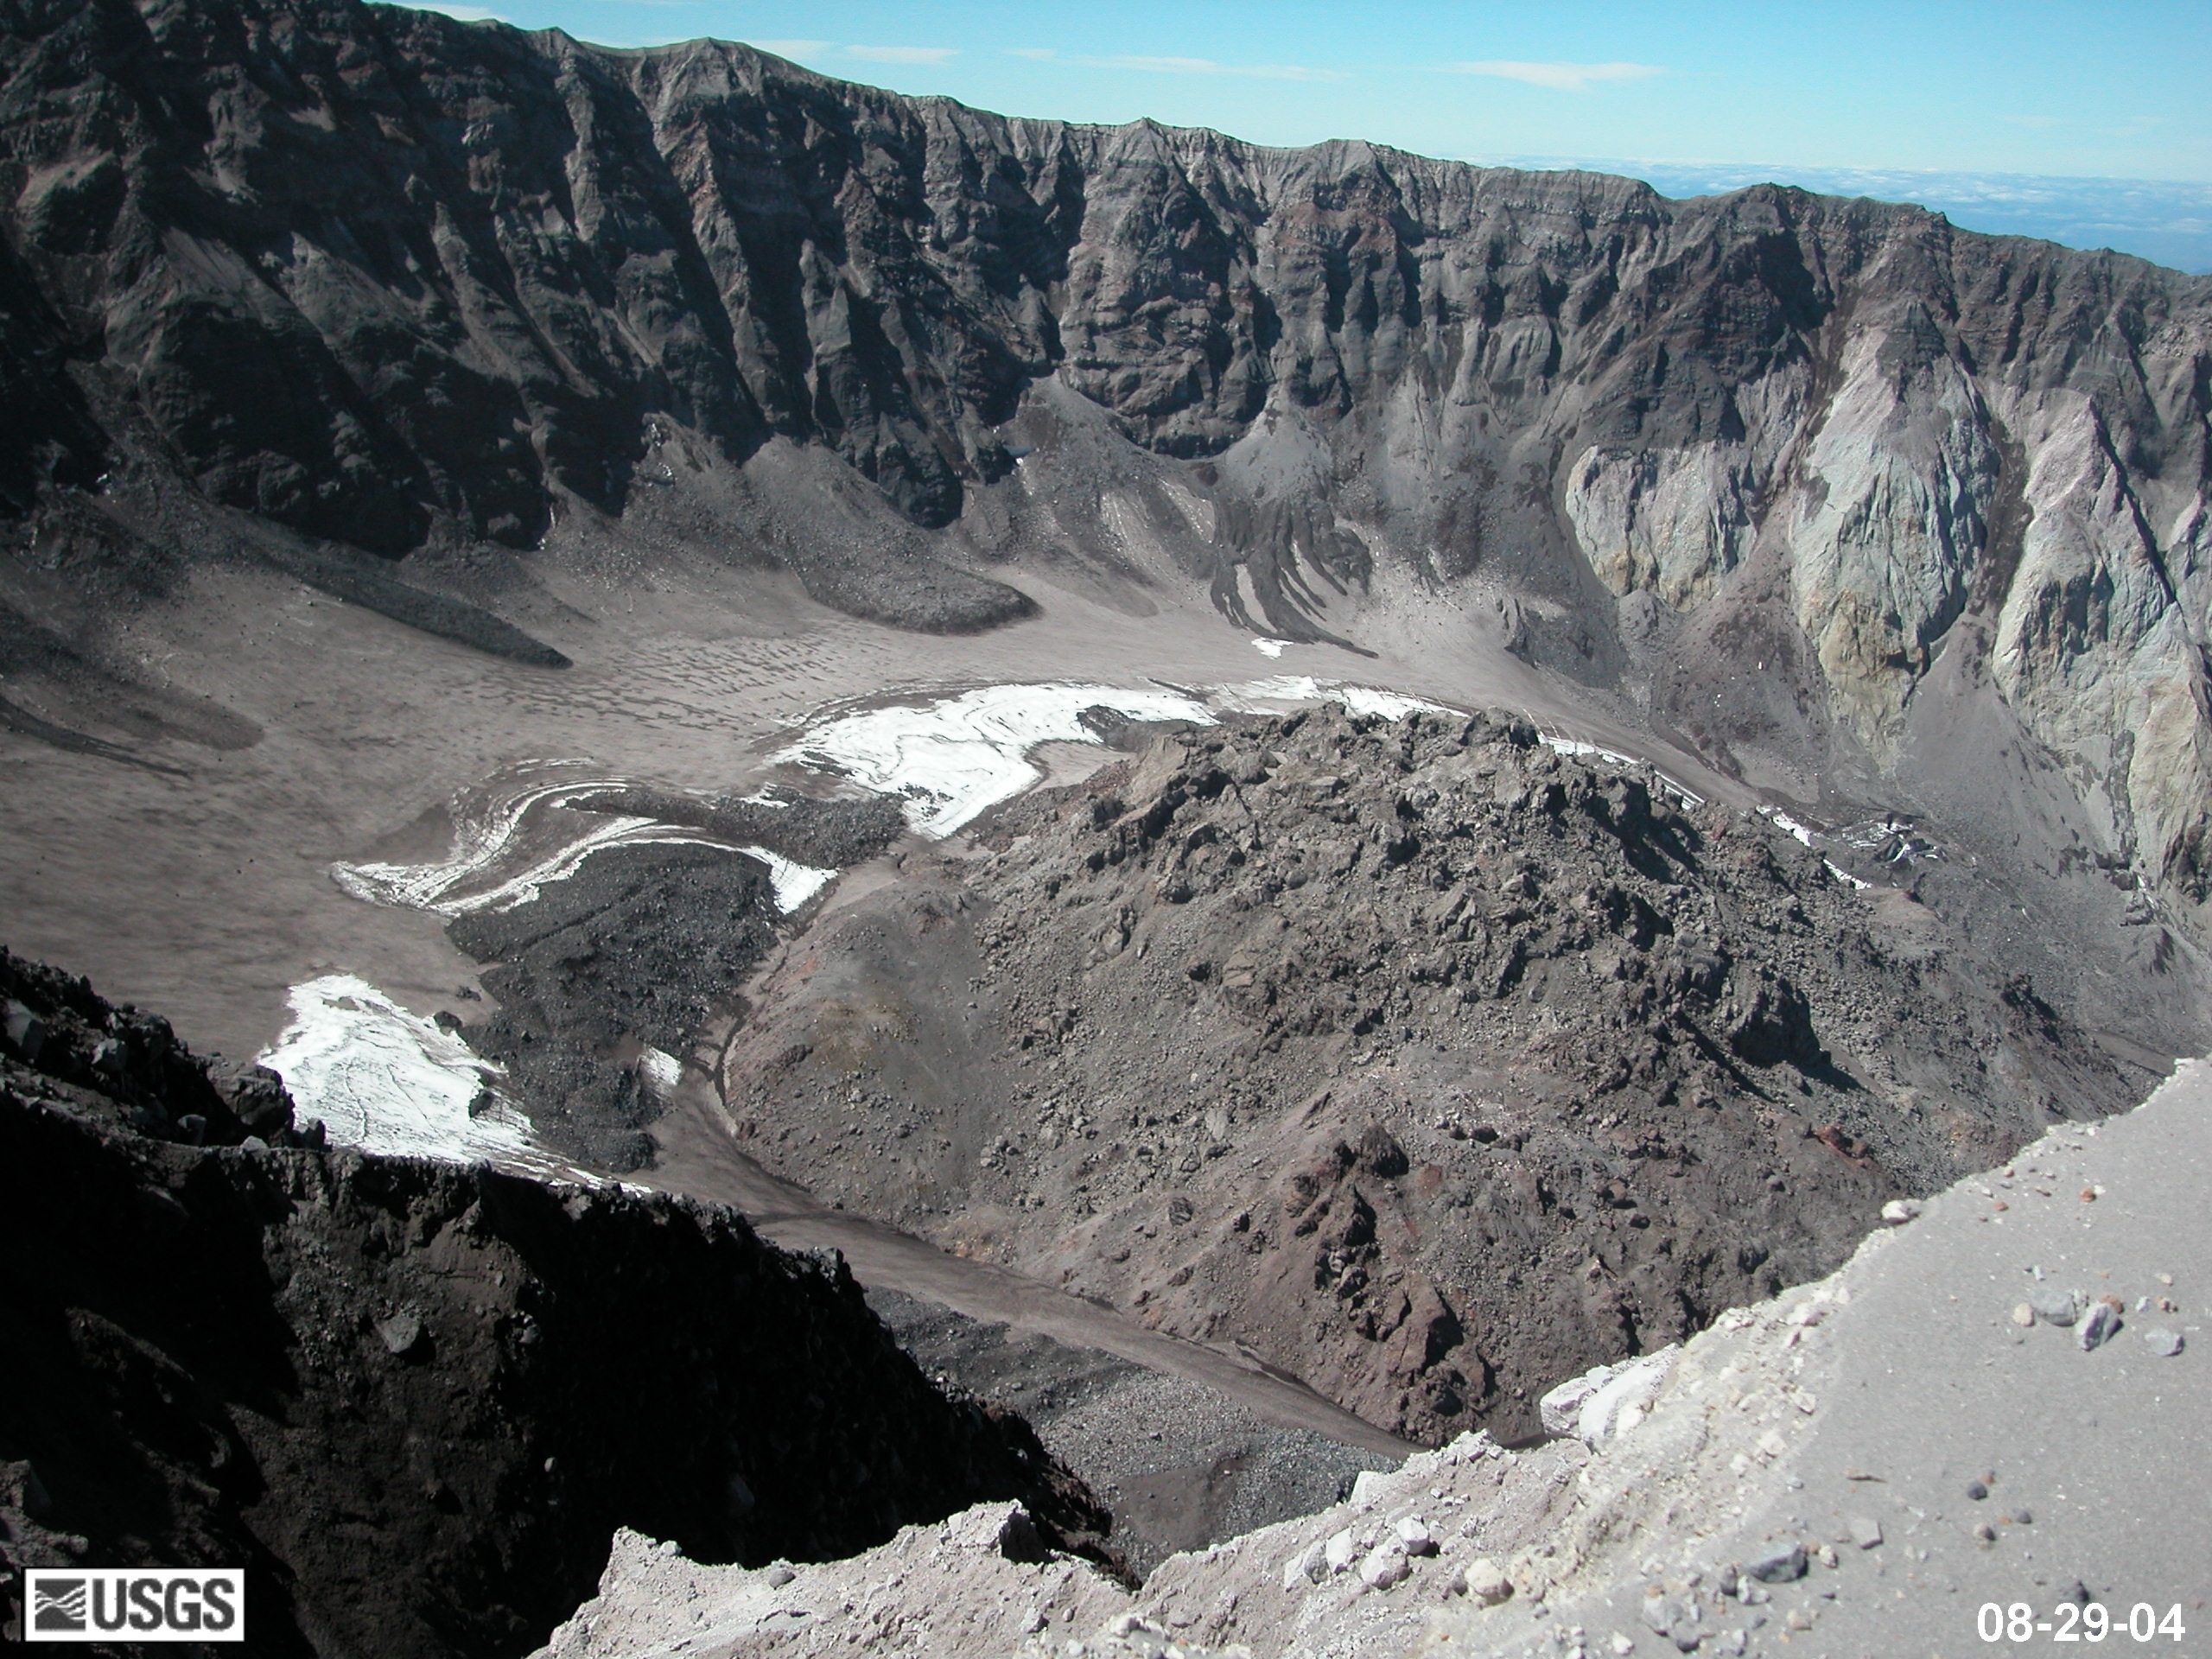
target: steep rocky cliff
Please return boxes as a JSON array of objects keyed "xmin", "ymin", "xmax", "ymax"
[
  {"xmin": 3, "ymin": 0, "xmax": 2210, "ymax": 892},
  {"xmin": 0, "ymin": 950, "xmax": 1114, "ymax": 1656}
]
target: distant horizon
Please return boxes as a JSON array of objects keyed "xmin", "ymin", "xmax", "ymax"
[{"xmin": 404, "ymin": 0, "xmax": 2212, "ymax": 273}]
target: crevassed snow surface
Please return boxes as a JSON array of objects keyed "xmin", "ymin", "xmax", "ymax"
[
  {"xmin": 332, "ymin": 761, "xmax": 728, "ymax": 917},
  {"xmin": 258, "ymin": 975, "xmax": 557, "ymax": 1167},
  {"xmin": 333, "ymin": 760, "xmax": 827, "ymax": 917},
  {"xmin": 1217, "ymin": 676, "xmax": 1451, "ymax": 721},
  {"xmin": 771, "ymin": 683, "xmax": 1221, "ymax": 838}
]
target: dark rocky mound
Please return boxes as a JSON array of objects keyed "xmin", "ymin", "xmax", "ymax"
[
  {"xmin": 715, "ymin": 708, "xmax": 2152, "ymax": 1443},
  {"xmin": 442, "ymin": 795, "xmax": 906, "ymax": 1171},
  {"xmin": 0, "ymin": 949, "xmax": 1115, "ymax": 1656}
]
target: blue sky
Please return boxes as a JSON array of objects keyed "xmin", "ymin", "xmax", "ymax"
[{"xmin": 410, "ymin": 2, "xmax": 2212, "ymax": 270}]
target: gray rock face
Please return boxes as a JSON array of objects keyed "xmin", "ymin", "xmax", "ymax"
[{"xmin": 4, "ymin": 0, "xmax": 2212, "ymax": 899}]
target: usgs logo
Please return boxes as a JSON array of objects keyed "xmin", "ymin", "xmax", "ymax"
[{"xmin": 23, "ymin": 1569, "xmax": 245, "ymax": 1643}]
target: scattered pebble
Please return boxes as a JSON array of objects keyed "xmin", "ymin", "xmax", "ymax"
[
  {"xmin": 1744, "ymin": 1542, "xmax": 1807, "ymax": 1584},
  {"xmin": 1785, "ymin": 1607, "xmax": 1815, "ymax": 1631},
  {"xmin": 2031, "ymin": 1290, "xmax": 2081, "ymax": 1327},
  {"xmin": 2013, "ymin": 1510, "xmax": 2034, "ymax": 1526},
  {"xmin": 1357, "ymin": 1539, "xmax": 1409, "ymax": 1591},
  {"xmin": 1611, "ymin": 1635, "xmax": 1636, "ymax": 1656},
  {"xmin": 1966, "ymin": 1480, "xmax": 1989, "ymax": 1501},
  {"xmin": 2079, "ymin": 1299, "xmax": 2122, "ymax": 1351},
  {"xmin": 2010, "ymin": 1303, "xmax": 2036, "ymax": 1327},
  {"xmin": 1848, "ymin": 1516, "xmax": 1883, "ymax": 1549},
  {"xmin": 1464, "ymin": 1559, "xmax": 1514, "ymax": 1606},
  {"xmin": 1879, "ymin": 1199, "xmax": 1922, "ymax": 1224},
  {"xmin": 1974, "ymin": 1523, "xmax": 1998, "ymax": 1543},
  {"xmin": 2144, "ymin": 1327, "xmax": 2185, "ymax": 1357}
]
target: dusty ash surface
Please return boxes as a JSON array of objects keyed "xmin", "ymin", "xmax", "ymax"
[
  {"xmin": 715, "ymin": 706, "xmax": 2152, "ymax": 1452},
  {"xmin": 863, "ymin": 1287, "xmax": 1395, "ymax": 1583}
]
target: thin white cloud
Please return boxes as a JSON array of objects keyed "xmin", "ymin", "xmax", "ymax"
[
  {"xmin": 1446, "ymin": 60, "xmax": 1663, "ymax": 92},
  {"xmin": 845, "ymin": 44, "xmax": 960, "ymax": 65},
  {"xmin": 1005, "ymin": 48, "xmax": 1344, "ymax": 82}
]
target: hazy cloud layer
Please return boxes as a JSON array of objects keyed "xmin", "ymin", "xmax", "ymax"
[
  {"xmin": 1005, "ymin": 48, "xmax": 1344, "ymax": 82},
  {"xmin": 1494, "ymin": 155, "xmax": 2212, "ymax": 273},
  {"xmin": 845, "ymin": 44, "xmax": 959, "ymax": 65},
  {"xmin": 1446, "ymin": 60, "xmax": 1663, "ymax": 92}
]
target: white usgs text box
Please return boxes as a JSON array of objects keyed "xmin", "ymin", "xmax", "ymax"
[{"xmin": 24, "ymin": 1569, "xmax": 245, "ymax": 1643}]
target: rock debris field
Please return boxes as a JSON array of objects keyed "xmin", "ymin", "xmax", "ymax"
[{"xmin": 716, "ymin": 704, "xmax": 2145, "ymax": 1452}]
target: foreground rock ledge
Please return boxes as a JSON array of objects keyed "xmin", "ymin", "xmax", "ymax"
[
  {"xmin": 538, "ymin": 1058, "xmax": 2209, "ymax": 1658},
  {"xmin": 0, "ymin": 949, "xmax": 1112, "ymax": 1657}
]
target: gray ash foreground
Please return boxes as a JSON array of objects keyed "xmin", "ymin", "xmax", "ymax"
[{"xmin": 0, "ymin": 950, "xmax": 1116, "ymax": 1656}]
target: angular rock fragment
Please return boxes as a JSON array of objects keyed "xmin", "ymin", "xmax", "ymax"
[
  {"xmin": 2031, "ymin": 1290, "xmax": 2082, "ymax": 1327},
  {"xmin": 1463, "ymin": 1559, "xmax": 1514, "ymax": 1605},
  {"xmin": 2079, "ymin": 1299, "xmax": 2123, "ymax": 1351},
  {"xmin": 1744, "ymin": 1541, "xmax": 1808, "ymax": 1583},
  {"xmin": 1358, "ymin": 1538, "xmax": 1410, "ymax": 1590}
]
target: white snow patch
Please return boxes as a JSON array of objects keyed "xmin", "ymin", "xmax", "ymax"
[
  {"xmin": 772, "ymin": 684, "xmax": 1219, "ymax": 838},
  {"xmin": 332, "ymin": 761, "xmax": 833, "ymax": 917},
  {"xmin": 1251, "ymin": 637, "xmax": 1290, "ymax": 658},
  {"xmin": 1217, "ymin": 676, "xmax": 1452, "ymax": 721},
  {"xmin": 739, "ymin": 847, "xmax": 836, "ymax": 912},
  {"xmin": 258, "ymin": 975, "xmax": 556, "ymax": 1168},
  {"xmin": 637, "ymin": 1046, "xmax": 683, "ymax": 1096},
  {"xmin": 332, "ymin": 761, "xmax": 725, "ymax": 917},
  {"xmin": 1825, "ymin": 860, "xmax": 1872, "ymax": 890},
  {"xmin": 1759, "ymin": 805, "xmax": 1815, "ymax": 847},
  {"xmin": 1539, "ymin": 734, "xmax": 1637, "ymax": 769}
]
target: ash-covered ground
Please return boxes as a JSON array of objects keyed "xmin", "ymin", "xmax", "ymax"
[{"xmin": 864, "ymin": 1287, "xmax": 1395, "ymax": 1580}]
